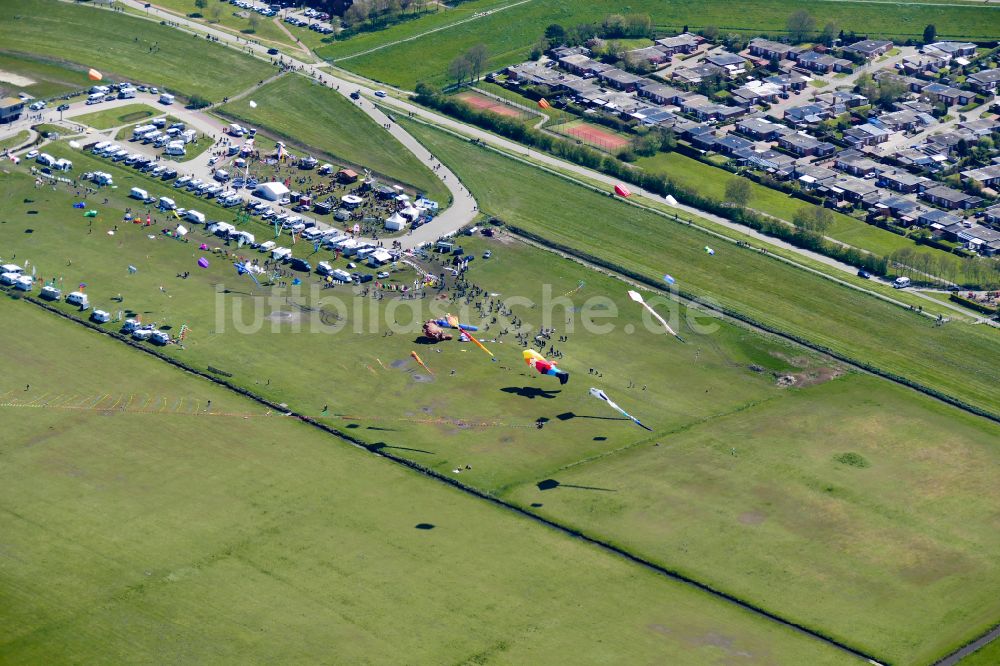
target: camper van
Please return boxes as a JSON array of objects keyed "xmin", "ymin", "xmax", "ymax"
[
  {"xmin": 66, "ymin": 291, "xmax": 90, "ymax": 309},
  {"xmin": 174, "ymin": 175, "xmax": 192, "ymax": 188},
  {"xmin": 185, "ymin": 210, "xmax": 206, "ymax": 224},
  {"xmin": 158, "ymin": 196, "xmax": 176, "ymax": 210},
  {"xmin": 164, "ymin": 141, "xmax": 186, "ymax": 157},
  {"xmin": 13, "ymin": 275, "xmax": 33, "ymax": 292},
  {"xmin": 86, "ymin": 92, "xmax": 104, "ymax": 105},
  {"xmin": 118, "ymin": 86, "xmax": 136, "ymax": 99},
  {"xmin": 150, "ymin": 330, "xmax": 171, "ymax": 345},
  {"xmin": 0, "ymin": 272, "xmax": 19, "ymax": 286},
  {"xmin": 893, "ymin": 277, "xmax": 911, "ymax": 289},
  {"xmin": 142, "ymin": 130, "xmax": 162, "ymax": 144},
  {"xmin": 258, "ymin": 240, "xmax": 276, "ymax": 253},
  {"xmin": 92, "ymin": 141, "xmax": 111, "ymax": 154},
  {"xmin": 159, "ymin": 92, "xmax": 175, "ymax": 105},
  {"xmin": 131, "ymin": 328, "xmax": 154, "ymax": 341},
  {"xmin": 1, "ymin": 263, "xmax": 22, "ymax": 275},
  {"xmin": 271, "ymin": 247, "xmax": 293, "ymax": 262},
  {"xmin": 53, "ymin": 158, "xmax": 73, "ymax": 171},
  {"xmin": 90, "ymin": 309, "xmax": 111, "ymax": 324},
  {"xmin": 129, "ymin": 187, "xmax": 148, "ymax": 200},
  {"xmin": 36, "ymin": 153, "xmax": 54, "ymax": 166},
  {"xmin": 132, "ymin": 124, "xmax": 156, "ymax": 140},
  {"xmin": 40, "ymin": 285, "xmax": 62, "ymax": 301}
]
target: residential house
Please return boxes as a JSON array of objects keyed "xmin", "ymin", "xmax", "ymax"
[
  {"xmin": 843, "ymin": 39, "xmax": 893, "ymax": 59},
  {"xmin": 814, "ymin": 91, "xmax": 868, "ymax": 111},
  {"xmin": 549, "ymin": 45, "xmax": 590, "ymax": 60},
  {"xmin": 765, "ymin": 72, "xmax": 808, "ymax": 92},
  {"xmin": 982, "ymin": 203, "xmax": 1000, "ymax": 225},
  {"xmin": 878, "ymin": 170, "xmax": 930, "ymax": 193},
  {"xmin": 843, "ymin": 123, "xmax": 891, "ymax": 147},
  {"xmin": 558, "ymin": 54, "xmax": 607, "ymax": 76},
  {"xmin": 704, "ymin": 51, "xmax": 748, "ymax": 75},
  {"xmin": 877, "ymin": 109, "xmax": 935, "ymax": 132},
  {"xmin": 796, "ymin": 51, "xmax": 852, "ymax": 74},
  {"xmin": 961, "ymin": 164, "xmax": 1000, "ymax": 188},
  {"xmin": 730, "ymin": 80, "xmax": 782, "ymax": 107},
  {"xmin": 943, "ymin": 222, "xmax": 1000, "ymax": 255},
  {"xmin": 794, "ymin": 164, "xmax": 839, "ymax": 189},
  {"xmin": 748, "ymin": 38, "xmax": 801, "ymax": 61},
  {"xmin": 958, "ymin": 118, "xmax": 999, "ymax": 137},
  {"xmin": 673, "ymin": 63, "xmax": 724, "ymax": 85},
  {"xmin": 735, "ymin": 116, "xmax": 789, "ymax": 141},
  {"xmin": 687, "ymin": 125, "xmax": 719, "ymax": 151},
  {"xmin": 921, "ymin": 184, "xmax": 983, "ymax": 209},
  {"xmin": 921, "ymin": 82, "xmax": 973, "ymax": 106},
  {"xmin": 967, "ymin": 68, "xmax": 1000, "ymax": 93},
  {"xmin": 874, "ymin": 195, "xmax": 922, "ymax": 222},
  {"xmin": 654, "ymin": 33, "xmax": 701, "ymax": 56},
  {"xmin": 899, "ymin": 53, "xmax": 948, "ymax": 76},
  {"xmin": 715, "ymin": 134, "xmax": 755, "ymax": 156},
  {"xmin": 734, "ymin": 147, "xmax": 797, "ymax": 174},
  {"xmin": 506, "ymin": 61, "xmax": 566, "ymax": 86},
  {"xmin": 779, "ymin": 132, "xmax": 836, "ymax": 157},
  {"xmin": 597, "ymin": 68, "xmax": 644, "ymax": 91},
  {"xmin": 626, "ymin": 45, "xmax": 671, "ymax": 68},
  {"xmin": 636, "ymin": 81, "xmax": 689, "ymax": 106},
  {"xmin": 784, "ymin": 103, "xmax": 831, "ymax": 126},
  {"xmin": 923, "ymin": 41, "xmax": 978, "ymax": 59},
  {"xmin": 834, "ymin": 150, "xmax": 884, "ymax": 177},
  {"xmin": 830, "ymin": 176, "xmax": 881, "ymax": 204},
  {"xmin": 917, "ymin": 207, "xmax": 962, "ymax": 229}
]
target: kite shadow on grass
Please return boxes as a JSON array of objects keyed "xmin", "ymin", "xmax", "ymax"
[
  {"xmin": 500, "ymin": 386, "xmax": 561, "ymax": 399},
  {"xmin": 536, "ymin": 479, "xmax": 616, "ymax": 492},
  {"xmin": 555, "ymin": 411, "xmax": 628, "ymax": 422},
  {"xmin": 368, "ymin": 442, "xmax": 435, "ymax": 455}
]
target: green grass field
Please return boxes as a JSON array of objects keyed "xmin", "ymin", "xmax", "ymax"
[
  {"xmin": 319, "ymin": 0, "xmax": 1000, "ymax": 88},
  {"xmin": 960, "ymin": 639, "xmax": 1000, "ymax": 666},
  {"xmin": 399, "ymin": 119, "xmax": 1000, "ymax": 418},
  {"xmin": 70, "ymin": 103, "xmax": 164, "ymax": 130},
  {"xmin": 0, "ymin": 300, "xmax": 860, "ymax": 665},
  {"xmin": 0, "ymin": 130, "xmax": 30, "ymax": 152},
  {"xmin": 0, "ymin": 51, "xmax": 86, "ymax": 99},
  {"xmin": 216, "ymin": 74, "xmax": 448, "ymax": 203},
  {"xmin": 0, "ymin": 0, "xmax": 273, "ymax": 101},
  {"xmin": 142, "ymin": 0, "xmax": 302, "ymax": 51},
  {"xmin": 2, "ymin": 152, "xmax": 999, "ymax": 663},
  {"xmin": 635, "ymin": 151, "xmax": 957, "ymax": 262}
]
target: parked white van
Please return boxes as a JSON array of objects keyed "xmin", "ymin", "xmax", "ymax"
[
  {"xmin": 130, "ymin": 187, "xmax": 148, "ymax": 200},
  {"xmin": 90, "ymin": 309, "xmax": 111, "ymax": 324},
  {"xmin": 158, "ymin": 196, "xmax": 176, "ymax": 210},
  {"xmin": 186, "ymin": 210, "xmax": 206, "ymax": 224},
  {"xmin": 14, "ymin": 276, "xmax": 34, "ymax": 291},
  {"xmin": 66, "ymin": 291, "xmax": 90, "ymax": 309}
]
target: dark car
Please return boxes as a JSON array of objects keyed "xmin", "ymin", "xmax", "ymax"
[
  {"xmin": 161, "ymin": 169, "xmax": 178, "ymax": 180},
  {"xmin": 267, "ymin": 47, "xmax": 279, "ymax": 55},
  {"xmin": 56, "ymin": 103, "xmax": 70, "ymax": 112},
  {"xmin": 289, "ymin": 257, "xmax": 312, "ymax": 272},
  {"xmin": 350, "ymin": 91, "xmax": 361, "ymax": 100},
  {"xmin": 857, "ymin": 269, "xmax": 871, "ymax": 279}
]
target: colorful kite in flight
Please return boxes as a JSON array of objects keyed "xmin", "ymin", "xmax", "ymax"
[
  {"xmin": 447, "ymin": 313, "xmax": 493, "ymax": 359},
  {"xmin": 410, "ymin": 351, "xmax": 434, "ymax": 376},
  {"xmin": 627, "ymin": 290, "xmax": 684, "ymax": 342},
  {"xmin": 589, "ymin": 387, "xmax": 652, "ymax": 431},
  {"xmin": 614, "ymin": 183, "xmax": 631, "ymax": 198},
  {"xmin": 523, "ymin": 349, "xmax": 569, "ymax": 385}
]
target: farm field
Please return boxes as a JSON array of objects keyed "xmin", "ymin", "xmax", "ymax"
[
  {"xmin": 0, "ymin": 302, "xmax": 860, "ymax": 666},
  {"xmin": 399, "ymin": 118, "xmax": 1000, "ymax": 417},
  {"xmin": 635, "ymin": 151, "xmax": 956, "ymax": 262},
  {"xmin": 70, "ymin": 103, "xmax": 164, "ymax": 130},
  {"xmin": 0, "ymin": 0, "xmax": 273, "ymax": 101},
  {"xmin": 318, "ymin": 0, "xmax": 1000, "ymax": 88},
  {"xmin": 0, "ymin": 52, "xmax": 87, "ymax": 99},
  {"xmin": 216, "ymin": 74, "xmax": 449, "ymax": 203},
  {"xmin": 2, "ymin": 152, "xmax": 1000, "ymax": 663}
]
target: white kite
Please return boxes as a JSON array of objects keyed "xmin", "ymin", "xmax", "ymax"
[
  {"xmin": 249, "ymin": 100, "xmax": 258, "ymax": 109},
  {"xmin": 627, "ymin": 290, "xmax": 684, "ymax": 342},
  {"xmin": 664, "ymin": 195, "xmax": 678, "ymax": 206},
  {"xmin": 589, "ymin": 388, "xmax": 652, "ymax": 431}
]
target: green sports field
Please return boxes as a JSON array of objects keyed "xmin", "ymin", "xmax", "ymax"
[
  {"xmin": 1, "ymin": 300, "xmax": 862, "ymax": 665},
  {"xmin": 216, "ymin": 74, "xmax": 449, "ymax": 203},
  {"xmin": 319, "ymin": 0, "xmax": 1000, "ymax": 88},
  {"xmin": 0, "ymin": 0, "xmax": 273, "ymax": 101},
  {"xmin": 70, "ymin": 103, "xmax": 164, "ymax": 130},
  {"xmin": 2, "ymin": 149, "xmax": 999, "ymax": 663}
]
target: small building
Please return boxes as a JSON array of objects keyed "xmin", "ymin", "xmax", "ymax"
[
  {"xmin": 626, "ymin": 46, "xmax": 671, "ymax": 68},
  {"xmin": 967, "ymin": 68, "xmax": 1000, "ymax": 93},
  {"xmin": 735, "ymin": 117, "xmax": 789, "ymax": 141},
  {"xmin": 834, "ymin": 150, "xmax": 884, "ymax": 177},
  {"xmin": 961, "ymin": 164, "xmax": 1000, "ymax": 189},
  {"xmin": 830, "ymin": 176, "xmax": 881, "ymax": 204},
  {"xmin": 784, "ymin": 103, "xmax": 831, "ymax": 126},
  {"xmin": 796, "ymin": 51, "xmax": 852, "ymax": 74},
  {"xmin": 0, "ymin": 97, "xmax": 25, "ymax": 125},
  {"xmin": 748, "ymin": 38, "xmax": 801, "ymax": 61},
  {"xmin": 920, "ymin": 83, "xmax": 973, "ymax": 107},
  {"xmin": 704, "ymin": 51, "xmax": 748, "ymax": 74},
  {"xmin": 336, "ymin": 169, "xmax": 359, "ymax": 183},
  {"xmin": 654, "ymin": 33, "xmax": 701, "ymax": 56},
  {"xmin": 843, "ymin": 123, "xmax": 891, "ymax": 147},
  {"xmin": 765, "ymin": 72, "xmax": 808, "ymax": 92},
  {"xmin": 778, "ymin": 132, "xmax": 836, "ymax": 157},
  {"xmin": 597, "ymin": 68, "xmax": 644, "ymax": 91},
  {"xmin": 843, "ymin": 39, "xmax": 893, "ymax": 59},
  {"xmin": 921, "ymin": 184, "xmax": 983, "ymax": 210},
  {"xmin": 636, "ymin": 81, "xmax": 688, "ymax": 106},
  {"xmin": 673, "ymin": 63, "xmax": 724, "ymax": 85},
  {"xmin": 878, "ymin": 171, "xmax": 930, "ymax": 193},
  {"xmin": 923, "ymin": 41, "xmax": 977, "ymax": 59}
]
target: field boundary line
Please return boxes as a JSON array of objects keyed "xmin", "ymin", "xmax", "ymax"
[
  {"xmin": 333, "ymin": 0, "xmax": 535, "ymax": 62},
  {"xmin": 18, "ymin": 294, "xmax": 885, "ymax": 666}
]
